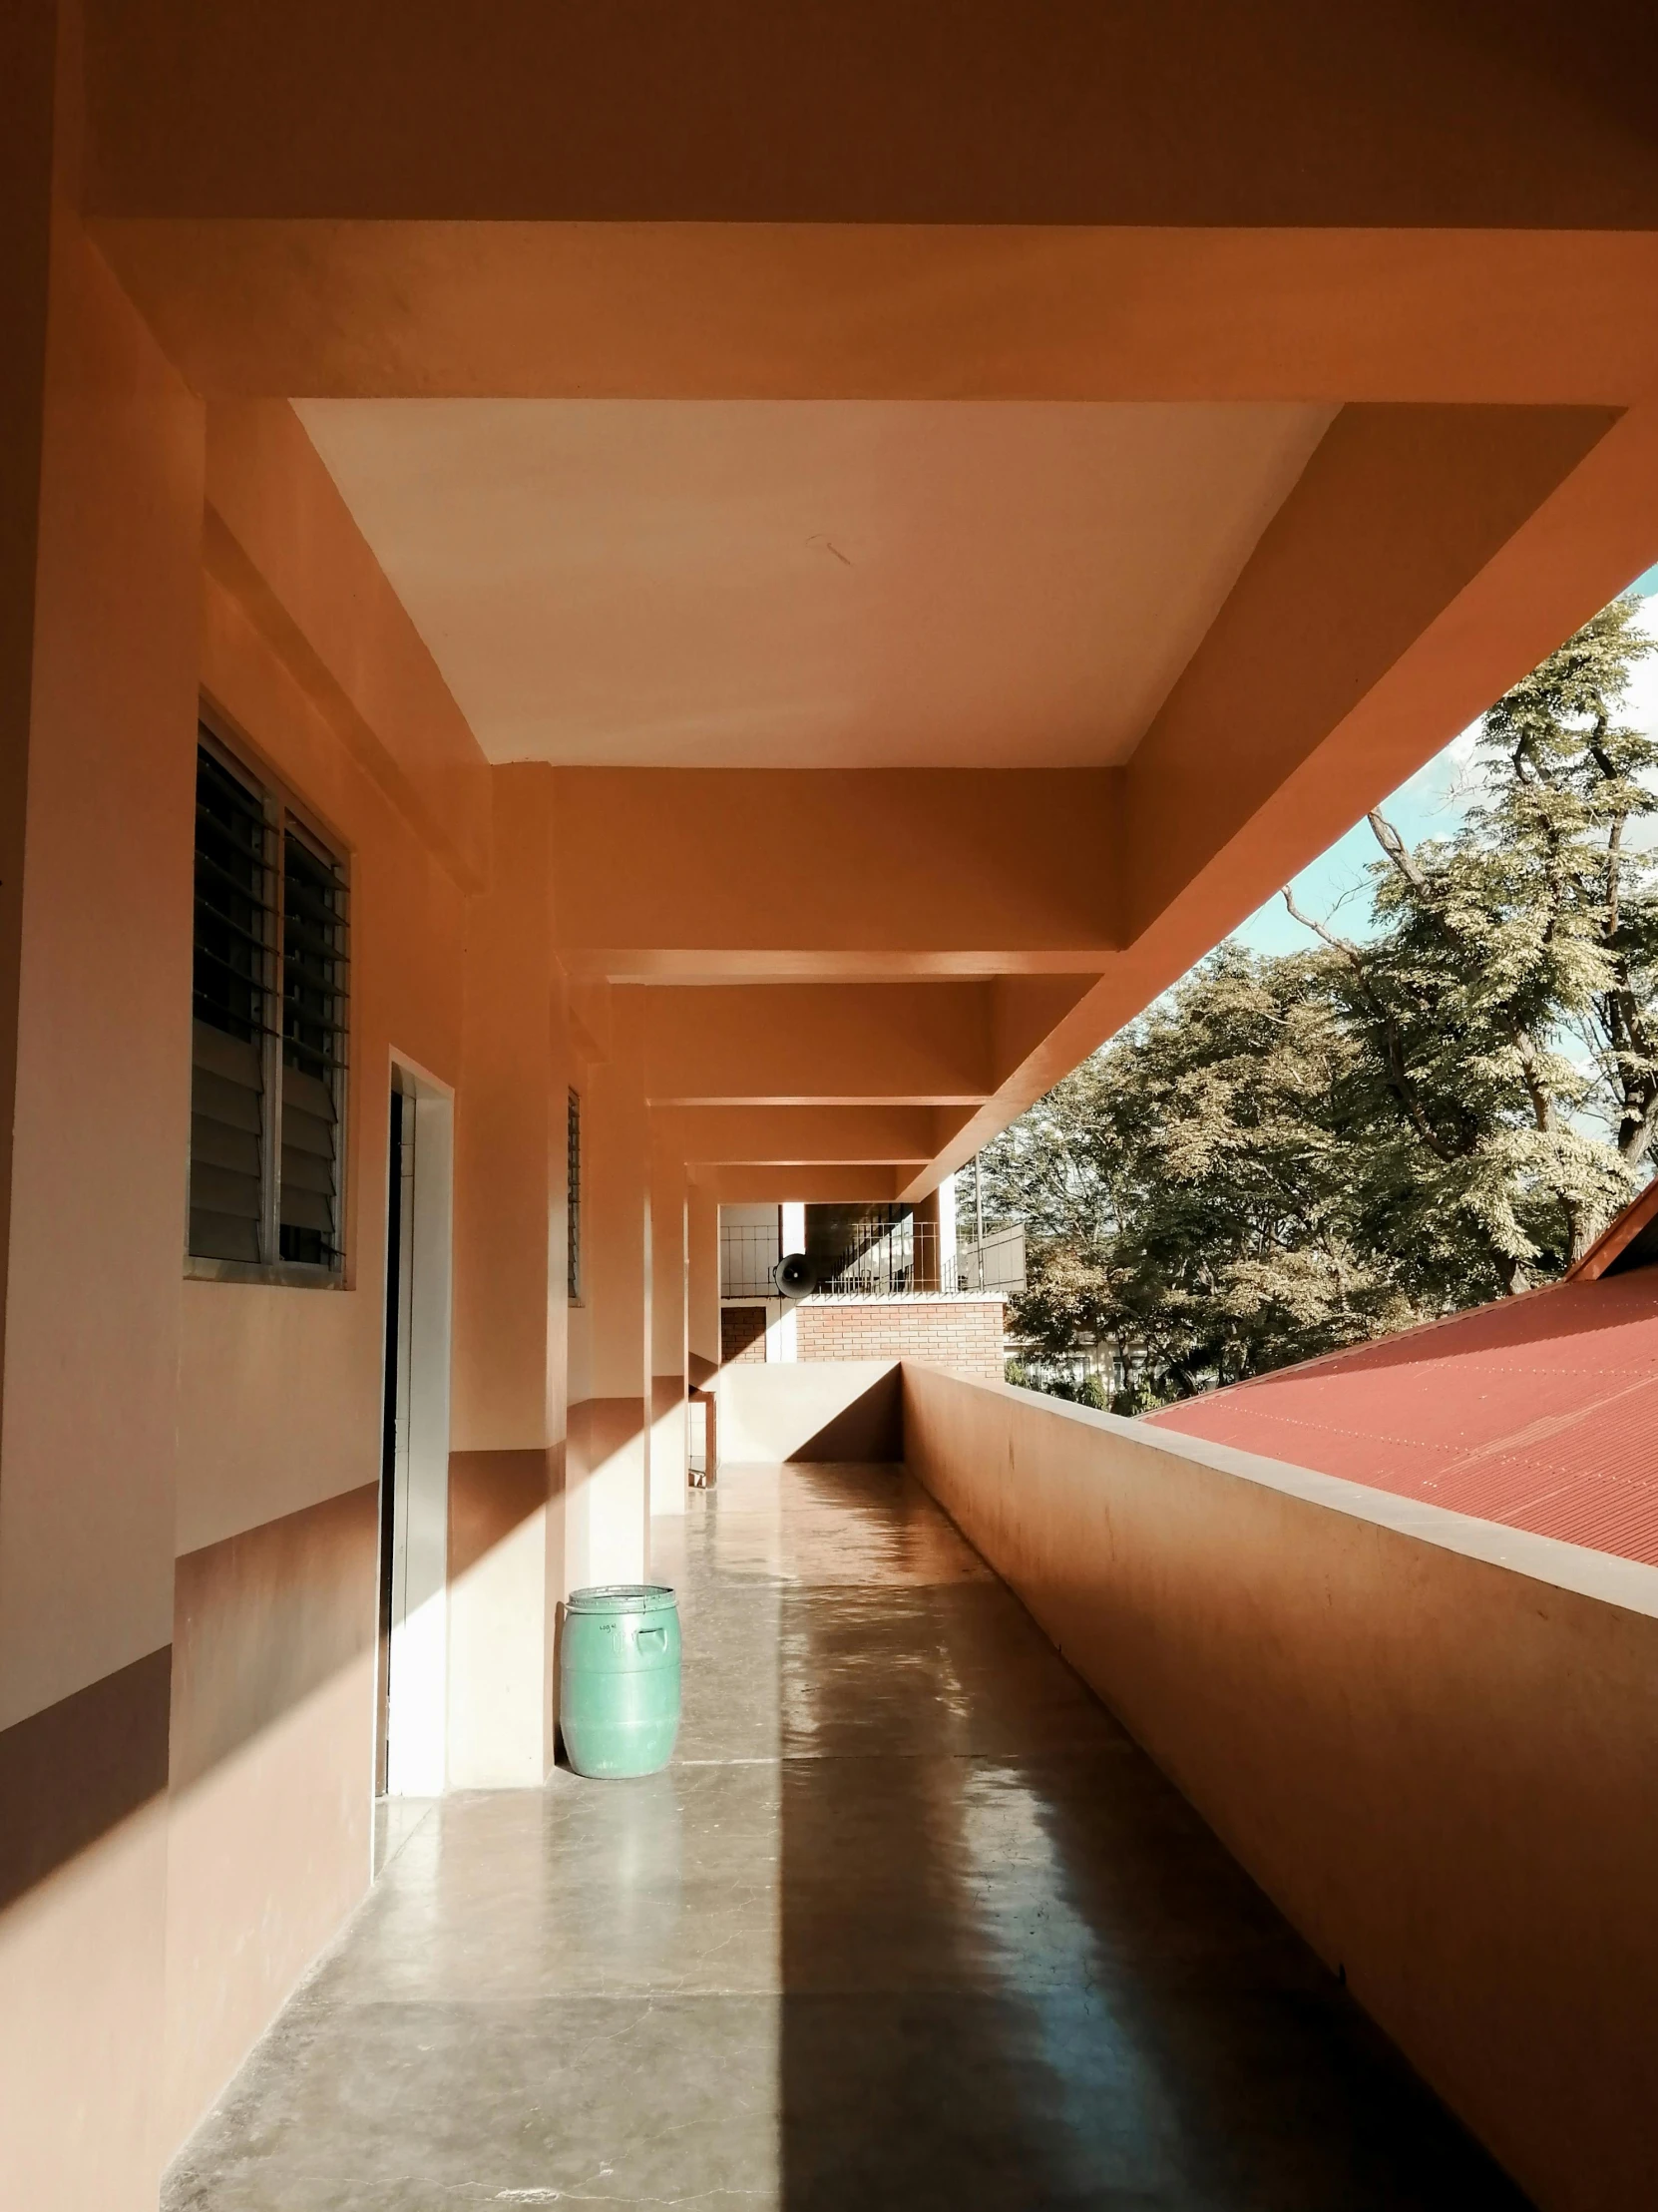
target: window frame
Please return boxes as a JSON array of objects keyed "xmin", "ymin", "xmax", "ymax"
[{"xmin": 186, "ymin": 716, "xmax": 351, "ymax": 1289}]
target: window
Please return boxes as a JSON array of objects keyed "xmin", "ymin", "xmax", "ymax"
[
  {"xmin": 189, "ymin": 725, "xmax": 348, "ymax": 1278},
  {"xmin": 567, "ymin": 1088, "xmax": 582, "ymax": 1300}
]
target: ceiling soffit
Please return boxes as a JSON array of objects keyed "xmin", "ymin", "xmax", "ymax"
[{"xmin": 294, "ymin": 398, "xmax": 1334, "ymax": 771}]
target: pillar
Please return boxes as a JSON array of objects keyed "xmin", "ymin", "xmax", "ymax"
[
  {"xmin": 566, "ymin": 992, "xmax": 651, "ymax": 1589},
  {"xmin": 447, "ymin": 765, "xmax": 567, "ymax": 1787},
  {"xmin": 686, "ymin": 1183, "xmax": 721, "ymax": 1484},
  {"xmin": 771, "ymin": 1198, "xmax": 806, "ymax": 1359},
  {"xmin": 649, "ymin": 1143, "xmax": 688, "ymax": 1516},
  {"xmin": 938, "ymin": 1171, "xmax": 958, "ymax": 1289},
  {"xmin": 687, "ymin": 1185, "xmax": 721, "ymax": 1385},
  {"xmin": 913, "ymin": 1187, "xmax": 942, "ymax": 1290},
  {"xmin": 0, "ymin": 19, "xmax": 203, "ymax": 2202}
]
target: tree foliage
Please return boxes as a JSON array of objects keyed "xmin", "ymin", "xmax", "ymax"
[{"xmin": 984, "ymin": 597, "xmax": 1658, "ymax": 1410}]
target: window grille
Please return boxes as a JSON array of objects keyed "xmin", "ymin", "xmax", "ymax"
[
  {"xmin": 188, "ymin": 726, "xmax": 348, "ymax": 1277},
  {"xmin": 279, "ymin": 827, "xmax": 347, "ymax": 1267},
  {"xmin": 190, "ymin": 747, "xmax": 272, "ymax": 1263},
  {"xmin": 567, "ymin": 1088, "xmax": 582, "ymax": 1300}
]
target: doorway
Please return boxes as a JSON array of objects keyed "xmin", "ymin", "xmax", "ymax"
[{"xmin": 374, "ymin": 1060, "xmax": 454, "ymax": 1808}]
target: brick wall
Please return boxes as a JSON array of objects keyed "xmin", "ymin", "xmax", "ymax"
[
  {"xmin": 793, "ymin": 1296, "xmax": 1005, "ymax": 1381},
  {"xmin": 720, "ymin": 1304, "xmax": 767, "ymax": 1364}
]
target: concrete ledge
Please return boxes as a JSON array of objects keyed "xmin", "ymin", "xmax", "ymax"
[{"xmin": 901, "ymin": 1364, "xmax": 1658, "ymax": 2212}]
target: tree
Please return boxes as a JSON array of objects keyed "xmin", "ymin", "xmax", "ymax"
[
  {"xmin": 983, "ymin": 947, "xmax": 1424, "ymax": 1409},
  {"xmin": 1289, "ymin": 594, "xmax": 1657, "ymax": 1285},
  {"xmin": 984, "ymin": 595, "xmax": 1658, "ymax": 1408}
]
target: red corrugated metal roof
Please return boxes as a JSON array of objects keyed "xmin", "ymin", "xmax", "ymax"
[
  {"xmin": 1567, "ymin": 1176, "xmax": 1658, "ymax": 1281},
  {"xmin": 1145, "ymin": 1261, "xmax": 1658, "ymax": 1565}
]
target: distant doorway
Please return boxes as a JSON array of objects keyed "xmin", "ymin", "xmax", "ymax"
[{"xmin": 374, "ymin": 1061, "xmax": 453, "ymax": 1803}]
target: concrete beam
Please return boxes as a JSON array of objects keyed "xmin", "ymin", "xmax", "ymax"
[
  {"xmin": 1119, "ymin": 402, "xmax": 1620, "ymax": 946},
  {"xmin": 690, "ymin": 1165, "xmax": 903, "ymax": 1204},
  {"xmin": 902, "ymin": 396, "xmax": 1658, "ymax": 1198},
  {"xmin": 553, "ymin": 768, "xmax": 1117, "ymax": 979},
  {"xmin": 655, "ymin": 1105, "xmax": 971, "ymax": 1166},
  {"xmin": 204, "ymin": 402, "xmax": 491, "ymax": 889},
  {"xmin": 81, "ymin": 7, "xmax": 1658, "ymax": 408},
  {"xmin": 85, "ymin": 5, "xmax": 1658, "ymax": 234},
  {"xmin": 639, "ymin": 984, "xmax": 997, "ymax": 1106},
  {"xmin": 90, "ymin": 223, "xmax": 1658, "ymax": 407}
]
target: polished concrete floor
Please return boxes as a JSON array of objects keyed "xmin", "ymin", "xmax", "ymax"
[{"xmin": 166, "ymin": 1463, "xmax": 1531, "ymax": 2210}]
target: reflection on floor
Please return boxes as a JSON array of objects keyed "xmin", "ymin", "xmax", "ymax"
[
  {"xmin": 371, "ymin": 1794, "xmax": 437, "ymax": 1880},
  {"xmin": 165, "ymin": 1462, "xmax": 1531, "ymax": 2210}
]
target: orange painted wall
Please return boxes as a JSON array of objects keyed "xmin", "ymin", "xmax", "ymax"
[
  {"xmin": 178, "ymin": 570, "xmax": 468, "ymax": 1553},
  {"xmin": 165, "ymin": 529, "xmax": 472, "ymax": 2143},
  {"xmin": 1, "ymin": 214, "xmax": 199, "ymax": 1742},
  {"xmin": 0, "ymin": 167, "xmax": 509, "ymax": 2179},
  {"xmin": 0, "ymin": 174, "xmax": 201, "ymax": 2212}
]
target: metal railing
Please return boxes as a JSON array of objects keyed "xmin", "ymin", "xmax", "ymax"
[
  {"xmin": 719, "ymin": 1219, "xmax": 1025, "ymax": 1300},
  {"xmin": 719, "ymin": 1223, "xmax": 781, "ymax": 1298},
  {"xmin": 954, "ymin": 1224, "xmax": 1027, "ymax": 1294}
]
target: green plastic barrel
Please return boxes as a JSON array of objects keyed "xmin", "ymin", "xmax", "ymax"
[{"xmin": 559, "ymin": 1584, "xmax": 681, "ymax": 1778}]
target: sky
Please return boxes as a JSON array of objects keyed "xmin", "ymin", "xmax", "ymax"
[{"xmin": 1231, "ymin": 562, "xmax": 1658, "ymax": 957}]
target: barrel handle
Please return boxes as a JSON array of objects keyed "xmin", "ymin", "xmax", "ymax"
[{"xmin": 636, "ymin": 1626, "xmax": 668, "ymax": 1653}]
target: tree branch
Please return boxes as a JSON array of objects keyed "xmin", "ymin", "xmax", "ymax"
[
  {"xmin": 1618, "ymin": 1084, "xmax": 1658, "ymax": 1167},
  {"xmin": 1281, "ymin": 885, "xmax": 1360, "ymax": 958},
  {"xmin": 1510, "ymin": 1025, "xmax": 1555, "ymax": 1134},
  {"xmin": 1606, "ymin": 812, "xmax": 1624, "ymax": 941},
  {"xmin": 1366, "ymin": 809, "xmax": 1430, "ymax": 892}
]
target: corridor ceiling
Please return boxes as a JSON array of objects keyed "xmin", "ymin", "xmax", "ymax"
[
  {"xmin": 291, "ymin": 400, "xmax": 1332, "ymax": 770},
  {"xmin": 86, "ymin": 0, "xmax": 1658, "ymax": 1201}
]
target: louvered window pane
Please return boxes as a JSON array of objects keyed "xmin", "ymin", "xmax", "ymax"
[
  {"xmin": 279, "ymin": 828, "xmax": 347, "ymax": 1268},
  {"xmin": 188, "ymin": 727, "xmax": 349, "ymax": 1279},
  {"xmin": 190, "ymin": 745, "xmax": 271, "ymax": 1261}
]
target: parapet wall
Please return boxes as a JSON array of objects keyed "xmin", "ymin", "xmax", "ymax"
[
  {"xmin": 716, "ymin": 1361, "xmax": 903, "ymax": 1464},
  {"xmin": 901, "ymin": 1364, "xmax": 1658, "ymax": 2212}
]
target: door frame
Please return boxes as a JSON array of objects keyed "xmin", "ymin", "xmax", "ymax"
[{"xmin": 375, "ymin": 1052, "xmax": 454, "ymax": 1800}]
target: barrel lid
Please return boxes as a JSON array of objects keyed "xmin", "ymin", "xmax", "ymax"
[{"xmin": 567, "ymin": 1582, "xmax": 677, "ymax": 1615}]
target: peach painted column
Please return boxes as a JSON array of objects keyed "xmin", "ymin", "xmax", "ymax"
[
  {"xmin": 447, "ymin": 764, "xmax": 568, "ymax": 1786},
  {"xmin": 685, "ymin": 1182, "xmax": 720, "ymax": 1486},
  {"xmin": 649, "ymin": 1143, "xmax": 688, "ymax": 1516},
  {"xmin": 0, "ymin": 41, "xmax": 203, "ymax": 2208},
  {"xmin": 566, "ymin": 994, "xmax": 651, "ymax": 1589},
  {"xmin": 687, "ymin": 1185, "xmax": 721, "ymax": 1385}
]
